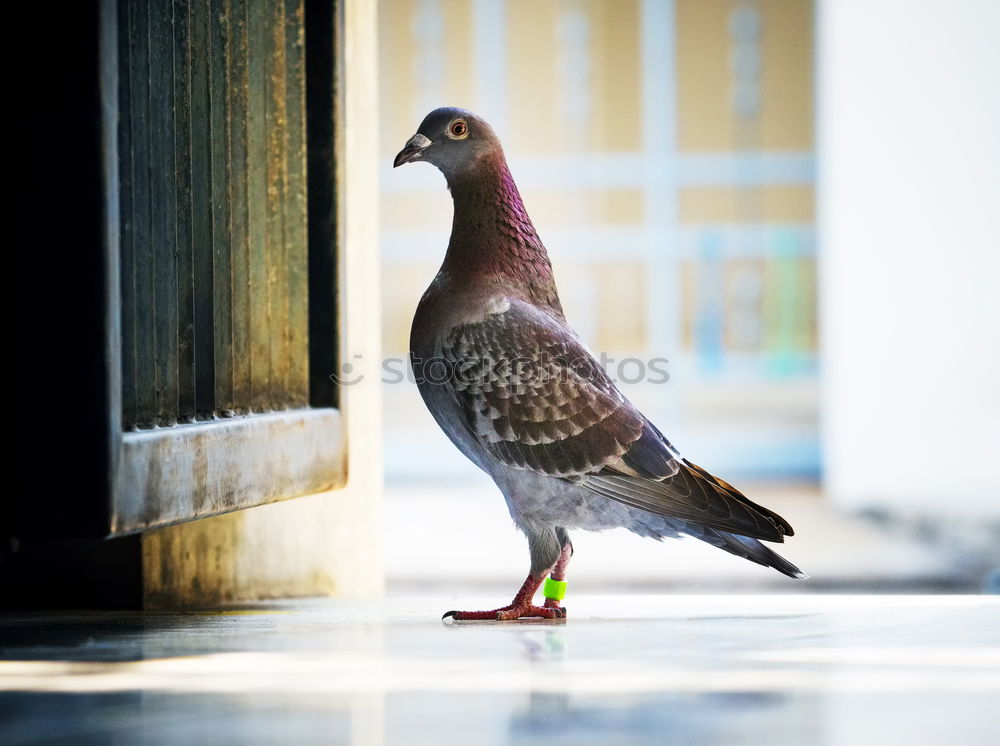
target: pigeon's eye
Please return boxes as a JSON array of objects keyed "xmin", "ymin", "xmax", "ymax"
[{"xmin": 448, "ymin": 119, "xmax": 469, "ymax": 139}]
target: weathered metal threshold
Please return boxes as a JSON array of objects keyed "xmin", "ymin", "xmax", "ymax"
[{"xmin": 112, "ymin": 408, "xmax": 346, "ymax": 535}]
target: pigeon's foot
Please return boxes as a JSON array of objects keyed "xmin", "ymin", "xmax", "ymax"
[
  {"xmin": 441, "ymin": 570, "xmax": 569, "ymax": 622},
  {"xmin": 442, "ymin": 604, "xmax": 565, "ymax": 622},
  {"xmin": 543, "ymin": 598, "xmax": 567, "ymax": 616}
]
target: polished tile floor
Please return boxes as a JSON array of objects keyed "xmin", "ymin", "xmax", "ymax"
[{"xmin": 2, "ymin": 595, "xmax": 998, "ymax": 745}]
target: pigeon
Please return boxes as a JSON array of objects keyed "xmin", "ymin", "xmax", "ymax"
[{"xmin": 395, "ymin": 107, "xmax": 806, "ymax": 621}]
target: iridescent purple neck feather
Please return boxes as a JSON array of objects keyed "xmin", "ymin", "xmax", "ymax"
[{"xmin": 442, "ymin": 150, "xmax": 562, "ymax": 314}]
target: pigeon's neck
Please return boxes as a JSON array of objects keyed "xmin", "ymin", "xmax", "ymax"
[{"xmin": 442, "ymin": 156, "xmax": 562, "ymax": 314}]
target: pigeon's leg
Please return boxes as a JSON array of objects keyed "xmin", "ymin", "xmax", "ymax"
[
  {"xmin": 543, "ymin": 527, "xmax": 573, "ymax": 614},
  {"xmin": 442, "ymin": 526, "xmax": 566, "ymax": 621}
]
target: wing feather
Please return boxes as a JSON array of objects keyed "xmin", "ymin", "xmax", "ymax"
[{"xmin": 440, "ymin": 300, "xmax": 675, "ymax": 479}]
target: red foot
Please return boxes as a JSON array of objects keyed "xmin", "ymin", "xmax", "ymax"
[
  {"xmin": 443, "ymin": 604, "xmax": 566, "ymax": 621},
  {"xmin": 543, "ymin": 598, "xmax": 567, "ymax": 615}
]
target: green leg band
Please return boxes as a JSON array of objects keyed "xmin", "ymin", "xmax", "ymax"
[{"xmin": 543, "ymin": 577, "xmax": 567, "ymax": 601}]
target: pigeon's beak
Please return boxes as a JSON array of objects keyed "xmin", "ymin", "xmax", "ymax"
[{"xmin": 393, "ymin": 133, "xmax": 432, "ymax": 167}]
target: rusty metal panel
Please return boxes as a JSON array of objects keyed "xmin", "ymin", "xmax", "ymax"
[
  {"xmin": 285, "ymin": 0, "xmax": 310, "ymax": 407},
  {"xmin": 15, "ymin": 0, "xmax": 344, "ymax": 542},
  {"xmin": 149, "ymin": 0, "xmax": 181, "ymax": 427},
  {"xmin": 190, "ymin": 0, "xmax": 216, "ymax": 419},
  {"xmin": 112, "ymin": 408, "xmax": 346, "ymax": 533},
  {"xmin": 229, "ymin": 0, "xmax": 254, "ymax": 414},
  {"xmin": 264, "ymin": 0, "xmax": 290, "ymax": 409},
  {"xmin": 117, "ymin": 0, "xmax": 137, "ymax": 431},
  {"xmin": 246, "ymin": 0, "xmax": 272, "ymax": 412},
  {"xmin": 121, "ymin": 0, "xmax": 158, "ymax": 428},
  {"xmin": 117, "ymin": 0, "xmax": 312, "ymax": 428},
  {"xmin": 207, "ymin": 0, "xmax": 233, "ymax": 415},
  {"xmin": 174, "ymin": 0, "xmax": 197, "ymax": 422},
  {"xmin": 107, "ymin": 0, "xmax": 343, "ymax": 534}
]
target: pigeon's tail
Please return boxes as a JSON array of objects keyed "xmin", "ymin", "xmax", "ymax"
[{"xmin": 699, "ymin": 528, "xmax": 808, "ymax": 579}]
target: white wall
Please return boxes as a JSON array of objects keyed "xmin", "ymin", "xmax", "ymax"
[{"xmin": 818, "ymin": 0, "xmax": 1000, "ymax": 517}]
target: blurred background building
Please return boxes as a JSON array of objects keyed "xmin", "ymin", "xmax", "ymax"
[
  {"xmin": 379, "ymin": 0, "xmax": 818, "ymax": 482},
  {"xmin": 377, "ymin": 0, "xmax": 999, "ymax": 590}
]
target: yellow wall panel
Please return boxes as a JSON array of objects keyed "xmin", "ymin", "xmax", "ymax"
[
  {"xmin": 379, "ymin": 0, "xmax": 418, "ymax": 156},
  {"xmin": 676, "ymin": 0, "xmax": 813, "ymax": 151},
  {"xmin": 587, "ymin": 0, "xmax": 642, "ymax": 151},
  {"xmin": 760, "ymin": 0, "xmax": 814, "ymax": 149},
  {"xmin": 598, "ymin": 186, "xmax": 645, "ymax": 223},
  {"xmin": 507, "ymin": 0, "xmax": 562, "ymax": 154},
  {"xmin": 522, "ymin": 187, "xmax": 645, "ymax": 226},
  {"xmin": 593, "ymin": 260, "xmax": 648, "ymax": 352},
  {"xmin": 676, "ymin": 0, "xmax": 732, "ymax": 151},
  {"xmin": 442, "ymin": 0, "xmax": 475, "ymax": 108},
  {"xmin": 507, "ymin": 0, "xmax": 641, "ymax": 153},
  {"xmin": 379, "ymin": 0, "xmax": 475, "ymax": 153},
  {"xmin": 679, "ymin": 185, "xmax": 814, "ymax": 223}
]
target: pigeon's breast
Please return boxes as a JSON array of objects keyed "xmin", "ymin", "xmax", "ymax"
[
  {"xmin": 489, "ymin": 465, "xmax": 655, "ymax": 532},
  {"xmin": 408, "ymin": 278, "xmax": 514, "ymax": 475},
  {"xmin": 412, "ymin": 277, "xmax": 511, "ymax": 342}
]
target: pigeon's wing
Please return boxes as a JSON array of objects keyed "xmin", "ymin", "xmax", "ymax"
[
  {"xmin": 584, "ymin": 461, "xmax": 794, "ymax": 541},
  {"xmin": 439, "ymin": 299, "xmax": 792, "ymax": 541},
  {"xmin": 439, "ymin": 299, "xmax": 678, "ymax": 480}
]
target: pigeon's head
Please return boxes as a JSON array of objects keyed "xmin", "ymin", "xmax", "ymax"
[{"xmin": 393, "ymin": 107, "xmax": 502, "ymax": 179}]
